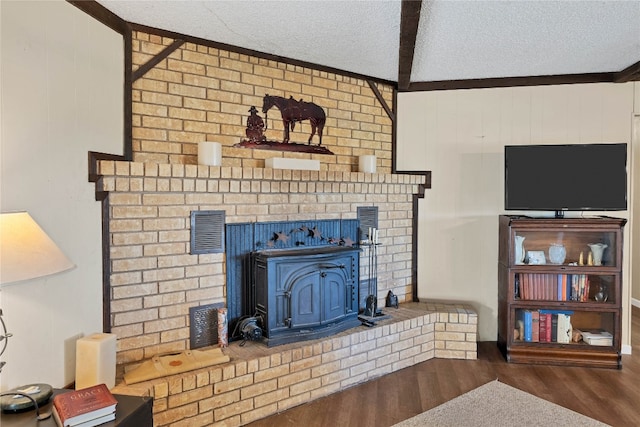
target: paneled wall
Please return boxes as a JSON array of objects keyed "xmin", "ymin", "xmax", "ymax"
[{"xmin": 397, "ymin": 82, "xmax": 637, "ymax": 346}]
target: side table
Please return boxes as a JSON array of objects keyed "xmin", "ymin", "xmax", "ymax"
[{"xmin": 0, "ymin": 389, "xmax": 152, "ymax": 427}]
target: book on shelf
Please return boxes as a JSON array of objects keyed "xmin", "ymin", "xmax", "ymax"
[
  {"xmin": 517, "ymin": 273, "xmax": 591, "ymax": 302},
  {"xmin": 531, "ymin": 310, "xmax": 540, "ymax": 342},
  {"xmin": 518, "ymin": 310, "xmax": 533, "ymax": 342},
  {"xmin": 516, "ymin": 309, "xmax": 573, "ymax": 344},
  {"xmin": 580, "ymin": 330, "xmax": 613, "ymax": 346},
  {"xmin": 556, "ymin": 313, "xmax": 572, "ymax": 343},
  {"xmin": 538, "ymin": 312, "xmax": 549, "ymax": 342},
  {"xmin": 52, "ymin": 383, "xmax": 117, "ymax": 427},
  {"xmin": 550, "ymin": 314, "xmax": 558, "ymax": 342}
]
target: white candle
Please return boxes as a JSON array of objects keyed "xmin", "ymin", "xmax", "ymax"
[
  {"xmin": 359, "ymin": 155, "xmax": 376, "ymax": 173},
  {"xmin": 368, "ymin": 227, "xmax": 372, "ymax": 243},
  {"xmin": 198, "ymin": 141, "xmax": 222, "ymax": 166}
]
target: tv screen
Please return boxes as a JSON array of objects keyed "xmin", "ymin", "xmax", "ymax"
[{"xmin": 505, "ymin": 143, "xmax": 627, "ymax": 215}]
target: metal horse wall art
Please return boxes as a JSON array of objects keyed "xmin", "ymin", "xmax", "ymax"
[{"xmin": 262, "ymin": 95, "xmax": 326, "ymax": 145}]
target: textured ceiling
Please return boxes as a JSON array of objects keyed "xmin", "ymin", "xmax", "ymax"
[{"xmin": 94, "ymin": 0, "xmax": 640, "ymax": 87}]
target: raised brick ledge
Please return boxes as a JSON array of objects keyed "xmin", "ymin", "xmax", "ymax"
[
  {"xmin": 96, "ymin": 160, "xmax": 427, "ymax": 186},
  {"xmin": 111, "ymin": 302, "xmax": 477, "ymax": 427}
]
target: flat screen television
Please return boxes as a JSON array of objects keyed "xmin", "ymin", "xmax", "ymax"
[{"xmin": 504, "ymin": 143, "xmax": 627, "ymax": 217}]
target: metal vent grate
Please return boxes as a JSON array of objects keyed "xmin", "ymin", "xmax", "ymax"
[
  {"xmin": 357, "ymin": 206, "xmax": 378, "ymax": 242},
  {"xmin": 191, "ymin": 210, "xmax": 225, "ymax": 254},
  {"xmin": 189, "ymin": 303, "xmax": 224, "ymax": 349}
]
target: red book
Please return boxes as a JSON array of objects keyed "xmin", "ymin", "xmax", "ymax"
[
  {"xmin": 52, "ymin": 383, "xmax": 117, "ymax": 427},
  {"xmin": 539, "ymin": 312, "xmax": 548, "ymax": 342}
]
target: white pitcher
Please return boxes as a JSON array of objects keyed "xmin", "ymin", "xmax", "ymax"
[
  {"xmin": 514, "ymin": 235, "xmax": 525, "ymax": 265},
  {"xmin": 588, "ymin": 243, "xmax": 608, "ymax": 266}
]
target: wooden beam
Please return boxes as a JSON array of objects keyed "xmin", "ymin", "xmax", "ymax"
[
  {"xmin": 367, "ymin": 80, "xmax": 395, "ymax": 122},
  {"xmin": 405, "ymin": 72, "xmax": 615, "ymax": 92},
  {"xmin": 398, "ymin": 0, "xmax": 423, "ymax": 91},
  {"xmin": 614, "ymin": 60, "xmax": 640, "ymax": 83},
  {"xmin": 132, "ymin": 39, "xmax": 185, "ymax": 82}
]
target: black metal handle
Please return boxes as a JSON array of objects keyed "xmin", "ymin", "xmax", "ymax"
[{"xmin": 319, "ymin": 264, "xmax": 345, "ymax": 270}]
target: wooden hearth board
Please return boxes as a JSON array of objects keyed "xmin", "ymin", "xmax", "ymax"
[{"xmin": 123, "ymin": 348, "xmax": 229, "ymax": 384}]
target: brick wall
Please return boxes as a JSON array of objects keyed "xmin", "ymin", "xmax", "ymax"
[
  {"xmin": 97, "ymin": 160, "xmax": 425, "ymax": 366},
  {"xmin": 131, "ymin": 31, "xmax": 394, "ymax": 173}
]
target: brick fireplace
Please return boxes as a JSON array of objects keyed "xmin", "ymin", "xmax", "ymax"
[
  {"xmin": 89, "ymin": 28, "xmax": 478, "ymax": 427},
  {"xmin": 96, "ymin": 160, "xmax": 426, "ymax": 367}
]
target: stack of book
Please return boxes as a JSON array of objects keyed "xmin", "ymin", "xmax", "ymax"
[
  {"xmin": 52, "ymin": 383, "xmax": 117, "ymax": 427},
  {"xmin": 579, "ymin": 330, "xmax": 614, "ymax": 346}
]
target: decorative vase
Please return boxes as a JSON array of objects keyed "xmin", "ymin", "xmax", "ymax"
[
  {"xmin": 514, "ymin": 235, "xmax": 525, "ymax": 265},
  {"xmin": 588, "ymin": 243, "xmax": 608, "ymax": 266},
  {"xmin": 594, "ymin": 284, "xmax": 609, "ymax": 302},
  {"xmin": 548, "ymin": 243, "xmax": 566, "ymax": 264}
]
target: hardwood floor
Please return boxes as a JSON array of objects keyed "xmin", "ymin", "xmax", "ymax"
[{"xmin": 248, "ymin": 305, "xmax": 640, "ymax": 427}]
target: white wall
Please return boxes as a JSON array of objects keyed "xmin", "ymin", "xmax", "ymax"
[
  {"xmin": 397, "ymin": 83, "xmax": 637, "ymax": 347},
  {"xmin": 633, "ymin": 84, "xmax": 640, "ymax": 307},
  {"xmin": 0, "ymin": 0, "xmax": 123, "ymax": 390}
]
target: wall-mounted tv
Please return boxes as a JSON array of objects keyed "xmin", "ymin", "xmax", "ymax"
[{"xmin": 504, "ymin": 143, "xmax": 627, "ymax": 217}]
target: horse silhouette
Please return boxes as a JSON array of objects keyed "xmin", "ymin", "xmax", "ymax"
[{"xmin": 262, "ymin": 95, "xmax": 326, "ymax": 145}]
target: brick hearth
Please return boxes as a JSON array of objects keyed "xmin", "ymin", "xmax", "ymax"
[{"xmin": 112, "ymin": 302, "xmax": 477, "ymax": 426}]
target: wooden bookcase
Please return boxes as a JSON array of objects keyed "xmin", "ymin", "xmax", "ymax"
[{"xmin": 498, "ymin": 215, "xmax": 626, "ymax": 369}]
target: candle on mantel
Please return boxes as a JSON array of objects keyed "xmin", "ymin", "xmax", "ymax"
[
  {"xmin": 198, "ymin": 141, "xmax": 222, "ymax": 166},
  {"xmin": 359, "ymin": 155, "xmax": 376, "ymax": 173}
]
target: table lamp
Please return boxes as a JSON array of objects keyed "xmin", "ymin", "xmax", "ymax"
[{"xmin": 0, "ymin": 212, "xmax": 75, "ymax": 418}]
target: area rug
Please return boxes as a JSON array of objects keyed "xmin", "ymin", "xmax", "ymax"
[{"xmin": 392, "ymin": 380, "xmax": 609, "ymax": 427}]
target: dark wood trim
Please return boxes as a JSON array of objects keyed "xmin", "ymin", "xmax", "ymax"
[
  {"xmin": 132, "ymin": 39, "xmax": 185, "ymax": 82},
  {"xmin": 66, "ymin": 0, "xmax": 127, "ymax": 34},
  {"xmin": 124, "ymin": 24, "xmax": 133, "ymax": 160},
  {"xmin": 614, "ymin": 60, "xmax": 640, "ymax": 83},
  {"xmin": 101, "ymin": 195, "xmax": 111, "ymax": 333},
  {"xmin": 129, "ymin": 23, "xmax": 396, "ymax": 88},
  {"xmin": 391, "ymin": 88, "xmax": 398, "ymax": 175},
  {"xmin": 404, "ymin": 73, "xmax": 616, "ymax": 92},
  {"xmin": 367, "ymin": 80, "xmax": 395, "ymax": 122},
  {"xmin": 88, "ymin": 151, "xmax": 125, "ymax": 184},
  {"xmin": 87, "ymin": 151, "xmax": 124, "ymax": 333},
  {"xmin": 392, "ymin": 113, "xmax": 433, "ymax": 311},
  {"xmin": 398, "ymin": 0, "xmax": 422, "ymax": 91}
]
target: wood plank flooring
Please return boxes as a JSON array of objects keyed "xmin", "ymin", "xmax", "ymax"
[{"xmin": 248, "ymin": 305, "xmax": 640, "ymax": 427}]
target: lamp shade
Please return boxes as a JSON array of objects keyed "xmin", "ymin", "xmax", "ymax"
[{"xmin": 0, "ymin": 212, "xmax": 74, "ymax": 286}]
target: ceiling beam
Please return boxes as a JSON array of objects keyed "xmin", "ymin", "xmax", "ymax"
[
  {"xmin": 404, "ymin": 73, "xmax": 616, "ymax": 92},
  {"xmin": 397, "ymin": 0, "xmax": 423, "ymax": 91},
  {"xmin": 614, "ymin": 60, "xmax": 640, "ymax": 83}
]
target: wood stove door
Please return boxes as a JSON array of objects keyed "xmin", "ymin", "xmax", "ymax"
[
  {"xmin": 288, "ymin": 271, "xmax": 322, "ymax": 328},
  {"xmin": 322, "ymin": 269, "xmax": 349, "ymax": 324}
]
